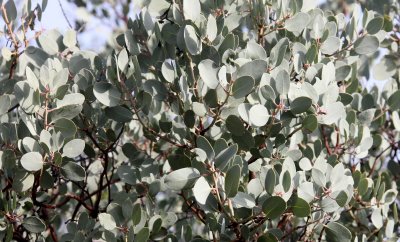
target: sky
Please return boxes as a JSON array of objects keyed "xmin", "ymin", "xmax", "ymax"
[{"xmin": 31, "ymin": 0, "xmax": 111, "ymax": 51}]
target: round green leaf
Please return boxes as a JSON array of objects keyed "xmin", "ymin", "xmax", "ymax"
[
  {"xmin": 12, "ymin": 172, "xmax": 34, "ymax": 192},
  {"xmin": 105, "ymin": 105, "xmax": 133, "ymax": 123},
  {"xmin": 197, "ymin": 136, "xmax": 215, "ymax": 161},
  {"xmin": 325, "ymin": 222, "xmax": 352, "ymax": 242},
  {"xmin": 22, "ymin": 217, "xmax": 46, "ymax": 233},
  {"xmin": 335, "ymin": 191, "xmax": 348, "ymax": 207},
  {"xmin": 299, "ymin": 158, "xmax": 312, "ymax": 171},
  {"xmin": 93, "ymin": 82, "xmax": 121, "ymax": 107},
  {"xmin": 388, "ymin": 90, "xmax": 400, "ymax": 110},
  {"xmin": 357, "ymin": 178, "xmax": 369, "ymax": 196},
  {"xmin": 132, "ymin": 203, "xmax": 142, "ymax": 226},
  {"xmin": 193, "ymin": 177, "xmax": 219, "ymax": 212},
  {"xmin": 184, "ymin": 25, "xmax": 202, "ymax": 55},
  {"xmin": 183, "ymin": 0, "xmax": 200, "ymax": 22},
  {"xmin": 125, "ymin": 29, "xmax": 140, "ymax": 55},
  {"xmin": 262, "ymin": 196, "xmax": 287, "ymax": 219},
  {"xmin": 335, "ymin": 65, "xmax": 351, "ymax": 81},
  {"xmin": 354, "ymin": 35, "xmax": 379, "ymax": 55},
  {"xmin": 366, "ymin": 17, "xmax": 384, "ymax": 35},
  {"xmin": 215, "ymin": 144, "xmax": 238, "ymax": 170},
  {"xmin": 204, "ymin": 89, "xmax": 218, "ymax": 108},
  {"xmin": 149, "ymin": 215, "xmax": 162, "ymax": 233},
  {"xmin": 117, "ymin": 165, "xmax": 138, "ymax": 185},
  {"xmin": 62, "ymin": 139, "xmax": 85, "ymax": 158},
  {"xmin": 98, "ymin": 213, "xmax": 117, "ymax": 231},
  {"xmin": 61, "ymin": 161, "xmax": 86, "ymax": 181},
  {"xmin": 249, "ymin": 104, "xmax": 269, "ymax": 127},
  {"xmin": 38, "ymin": 33, "xmax": 59, "ymax": 55},
  {"xmin": 164, "ymin": 167, "xmax": 201, "ymax": 190},
  {"xmin": 206, "ymin": 14, "xmax": 218, "ymax": 42},
  {"xmin": 198, "ymin": 59, "xmax": 219, "ymax": 89},
  {"xmin": 285, "ymin": 12, "xmax": 310, "ymax": 36},
  {"xmin": 291, "ymin": 97, "xmax": 312, "ymax": 114},
  {"xmin": 63, "ymin": 29, "xmax": 77, "ymax": 48},
  {"xmin": 269, "ymin": 38, "xmax": 288, "ymax": 68},
  {"xmin": 289, "ymin": 196, "xmax": 311, "ymax": 217},
  {"xmin": 237, "ymin": 60, "xmax": 268, "ymax": 83},
  {"xmin": 312, "ymin": 168, "xmax": 326, "ymax": 187},
  {"xmin": 21, "ymin": 152, "xmax": 43, "ymax": 172},
  {"xmin": 226, "ymin": 115, "xmax": 245, "ymax": 136},
  {"xmin": 232, "ymin": 76, "xmax": 254, "ymax": 99},
  {"xmin": 321, "ymin": 36, "xmax": 341, "ymax": 55},
  {"xmin": 54, "ymin": 118, "xmax": 77, "ymax": 138},
  {"xmin": 260, "ymin": 85, "xmax": 276, "ymax": 101},
  {"xmin": 339, "ymin": 93, "xmax": 353, "ymax": 106},
  {"xmin": 136, "ymin": 227, "xmax": 150, "ymax": 242},
  {"xmin": 192, "ymin": 102, "xmax": 207, "ymax": 117},
  {"xmin": 161, "ymin": 60, "xmax": 176, "ymax": 83},
  {"xmin": 382, "ymin": 189, "xmax": 397, "ymax": 204}
]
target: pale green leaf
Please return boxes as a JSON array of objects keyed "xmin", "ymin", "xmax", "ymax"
[
  {"xmin": 184, "ymin": 25, "xmax": 202, "ymax": 55},
  {"xmin": 93, "ymin": 82, "xmax": 121, "ymax": 107},
  {"xmin": 21, "ymin": 152, "xmax": 43, "ymax": 172},
  {"xmin": 249, "ymin": 104, "xmax": 269, "ymax": 127},
  {"xmin": 164, "ymin": 167, "xmax": 201, "ymax": 190},
  {"xmin": 99, "ymin": 213, "xmax": 117, "ymax": 231},
  {"xmin": 62, "ymin": 139, "xmax": 85, "ymax": 158},
  {"xmin": 354, "ymin": 35, "xmax": 379, "ymax": 55}
]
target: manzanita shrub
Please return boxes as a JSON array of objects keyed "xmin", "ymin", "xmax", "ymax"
[{"xmin": 0, "ymin": 0, "xmax": 400, "ymax": 241}]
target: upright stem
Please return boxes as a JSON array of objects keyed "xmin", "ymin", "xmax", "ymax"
[{"xmin": 44, "ymin": 91, "xmax": 49, "ymax": 130}]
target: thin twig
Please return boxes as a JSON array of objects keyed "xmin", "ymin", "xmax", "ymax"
[
  {"xmin": 57, "ymin": 0, "xmax": 73, "ymax": 29},
  {"xmin": 368, "ymin": 145, "xmax": 392, "ymax": 177}
]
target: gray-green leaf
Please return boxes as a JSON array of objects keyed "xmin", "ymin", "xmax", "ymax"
[
  {"xmin": 354, "ymin": 35, "xmax": 379, "ymax": 55},
  {"xmin": 99, "ymin": 213, "xmax": 117, "ymax": 231},
  {"xmin": 321, "ymin": 36, "xmax": 341, "ymax": 55},
  {"xmin": 262, "ymin": 196, "xmax": 286, "ymax": 219},
  {"xmin": 289, "ymin": 196, "xmax": 310, "ymax": 217},
  {"xmin": 164, "ymin": 167, "xmax": 201, "ymax": 190},
  {"xmin": 325, "ymin": 222, "xmax": 352, "ymax": 242},
  {"xmin": 183, "ymin": 0, "xmax": 200, "ymax": 22},
  {"xmin": 184, "ymin": 25, "xmax": 202, "ymax": 55},
  {"xmin": 21, "ymin": 152, "xmax": 43, "ymax": 172},
  {"xmin": 22, "ymin": 217, "xmax": 46, "ymax": 233},
  {"xmin": 225, "ymin": 165, "xmax": 241, "ymax": 198},
  {"xmin": 93, "ymin": 82, "xmax": 121, "ymax": 107},
  {"xmin": 61, "ymin": 161, "xmax": 86, "ymax": 181},
  {"xmin": 215, "ymin": 144, "xmax": 238, "ymax": 170},
  {"xmin": 62, "ymin": 139, "xmax": 85, "ymax": 158},
  {"xmin": 198, "ymin": 59, "xmax": 219, "ymax": 89},
  {"xmin": 232, "ymin": 76, "xmax": 254, "ymax": 99},
  {"xmin": 291, "ymin": 97, "xmax": 312, "ymax": 114},
  {"xmin": 366, "ymin": 17, "xmax": 384, "ymax": 35}
]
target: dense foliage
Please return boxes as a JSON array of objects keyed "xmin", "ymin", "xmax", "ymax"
[{"xmin": 1, "ymin": 0, "xmax": 400, "ymax": 241}]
